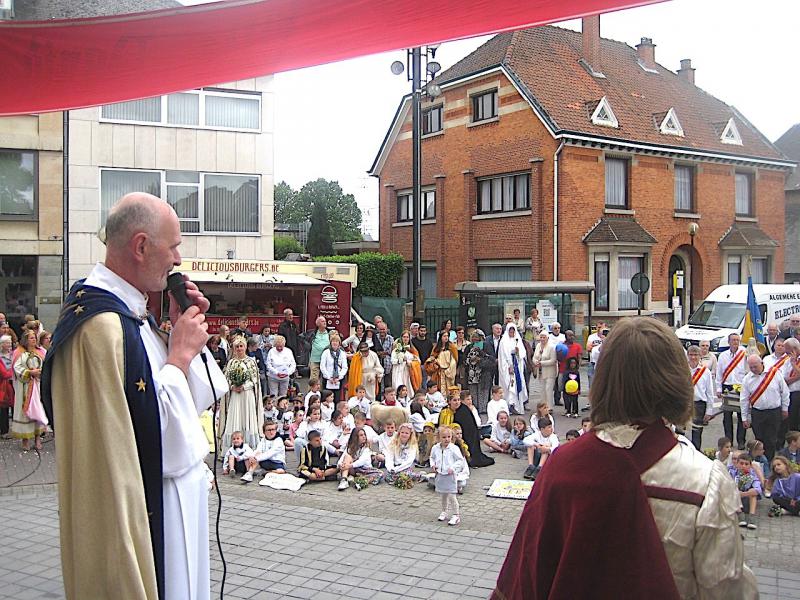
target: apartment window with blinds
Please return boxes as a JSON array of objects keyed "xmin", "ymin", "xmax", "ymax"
[
  {"xmin": 477, "ymin": 264, "xmax": 531, "ymax": 282},
  {"xmin": 750, "ymin": 257, "xmax": 769, "ymax": 284},
  {"xmin": 399, "ymin": 266, "xmax": 438, "ymax": 299},
  {"xmin": 396, "ymin": 190, "xmax": 435, "ymax": 222},
  {"xmin": 735, "ymin": 172, "xmax": 753, "ymax": 216},
  {"xmin": 727, "ymin": 256, "xmax": 742, "ymax": 284},
  {"xmin": 422, "ymin": 105, "xmax": 443, "ymax": 135},
  {"xmin": 594, "ymin": 254, "xmax": 610, "ymax": 310},
  {"xmin": 101, "ymin": 89, "xmax": 261, "ymax": 131},
  {"xmin": 0, "ymin": 149, "xmax": 37, "ymax": 219},
  {"xmin": 618, "ymin": 256, "xmax": 644, "ymax": 310},
  {"xmin": 605, "ymin": 158, "xmax": 629, "ymax": 208},
  {"xmin": 674, "ymin": 165, "xmax": 694, "ymax": 212},
  {"xmin": 100, "ymin": 169, "xmax": 259, "ymax": 234},
  {"xmin": 477, "ymin": 173, "xmax": 530, "ymax": 214},
  {"xmin": 471, "ymin": 89, "xmax": 498, "ymax": 122}
]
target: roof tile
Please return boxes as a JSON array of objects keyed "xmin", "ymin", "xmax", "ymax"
[
  {"xmin": 718, "ymin": 222, "xmax": 779, "ymax": 248},
  {"xmin": 582, "ymin": 216, "xmax": 657, "ymax": 244}
]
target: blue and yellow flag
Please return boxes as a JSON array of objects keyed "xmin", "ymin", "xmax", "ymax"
[{"xmin": 741, "ymin": 276, "xmax": 765, "ymax": 353}]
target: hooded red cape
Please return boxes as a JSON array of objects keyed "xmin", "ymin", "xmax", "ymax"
[{"xmin": 492, "ymin": 422, "xmax": 681, "ymax": 600}]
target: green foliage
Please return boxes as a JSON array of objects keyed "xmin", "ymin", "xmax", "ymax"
[
  {"xmin": 306, "ymin": 202, "xmax": 334, "ymax": 257},
  {"xmin": 279, "ymin": 178, "xmax": 362, "ymax": 242},
  {"xmin": 273, "ymin": 236, "xmax": 303, "ymax": 260},
  {"xmin": 313, "ymin": 252, "xmax": 404, "ymax": 297},
  {"xmin": 274, "ymin": 181, "xmax": 296, "ymax": 224}
]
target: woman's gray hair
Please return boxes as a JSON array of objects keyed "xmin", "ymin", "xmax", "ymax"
[{"xmin": 0, "ymin": 335, "xmax": 11, "ymax": 345}]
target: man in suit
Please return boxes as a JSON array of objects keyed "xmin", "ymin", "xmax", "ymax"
[
  {"xmin": 765, "ymin": 322, "xmax": 780, "ymax": 355},
  {"xmin": 485, "ymin": 323, "xmax": 503, "ymax": 385}
]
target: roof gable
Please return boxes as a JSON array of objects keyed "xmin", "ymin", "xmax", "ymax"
[
  {"xmin": 658, "ymin": 107, "xmax": 683, "ymax": 137},
  {"xmin": 590, "ymin": 96, "xmax": 618, "ymax": 128}
]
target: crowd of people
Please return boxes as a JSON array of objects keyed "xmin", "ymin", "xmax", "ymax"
[{"xmin": 0, "ymin": 311, "xmax": 52, "ymax": 450}]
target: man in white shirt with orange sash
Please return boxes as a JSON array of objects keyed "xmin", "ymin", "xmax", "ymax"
[
  {"xmin": 687, "ymin": 345, "xmax": 715, "ymax": 450},
  {"xmin": 716, "ymin": 333, "xmax": 747, "ymax": 449},
  {"xmin": 777, "ymin": 338, "xmax": 800, "ymax": 451},
  {"xmin": 741, "ymin": 354, "xmax": 790, "ymax": 460}
]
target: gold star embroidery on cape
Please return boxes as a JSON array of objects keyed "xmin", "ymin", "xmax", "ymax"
[
  {"xmin": 75, "ymin": 290, "xmax": 86, "ymax": 298},
  {"xmin": 73, "ymin": 305, "xmax": 85, "ymax": 315},
  {"xmin": 135, "ymin": 378, "xmax": 147, "ymax": 392}
]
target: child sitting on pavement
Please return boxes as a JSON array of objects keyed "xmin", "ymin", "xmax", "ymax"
[
  {"xmin": 425, "ymin": 381, "xmax": 447, "ymax": 413},
  {"xmin": 778, "ymin": 431, "xmax": 800, "ymax": 464},
  {"xmin": 385, "ymin": 423, "xmax": 425, "ymax": 483},
  {"xmin": 353, "ymin": 411, "xmax": 380, "ymax": 447},
  {"xmin": 298, "ymin": 430, "xmax": 338, "ymax": 482},
  {"xmin": 729, "ymin": 453, "xmax": 762, "ymax": 530},
  {"xmin": 304, "ymin": 378, "xmax": 321, "ymax": 411},
  {"xmin": 376, "ymin": 420, "xmax": 397, "ymax": 466},
  {"xmin": 320, "ymin": 390, "xmax": 336, "ymax": 422},
  {"xmin": 509, "ymin": 416, "xmax": 533, "ymax": 459},
  {"xmin": 484, "ymin": 410, "xmax": 512, "ymax": 453},
  {"xmin": 768, "ymin": 456, "xmax": 800, "ymax": 516},
  {"xmin": 524, "ymin": 418, "xmax": 559, "ymax": 481},
  {"xmin": 416, "ymin": 421, "xmax": 436, "ymax": 467},
  {"xmin": 716, "ymin": 436, "xmax": 733, "ymax": 467},
  {"xmin": 242, "ymin": 421, "xmax": 286, "ymax": 482},
  {"xmin": 337, "ymin": 426, "xmax": 383, "ymax": 490},
  {"xmin": 323, "ymin": 410, "xmax": 349, "ymax": 458},
  {"xmin": 347, "ymin": 385, "xmax": 372, "ymax": 420},
  {"xmin": 530, "ymin": 402, "xmax": 556, "ymax": 435},
  {"xmin": 487, "ymin": 385, "xmax": 510, "ymax": 425},
  {"xmin": 223, "ymin": 431, "xmax": 253, "ymax": 477},
  {"xmin": 262, "ymin": 395, "xmax": 278, "ymax": 423}
]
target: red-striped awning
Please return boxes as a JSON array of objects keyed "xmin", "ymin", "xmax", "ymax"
[{"xmin": 0, "ymin": 0, "xmax": 665, "ymax": 115}]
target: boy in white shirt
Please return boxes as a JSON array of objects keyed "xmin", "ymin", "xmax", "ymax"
[
  {"xmin": 320, "ymin": 390, "xmax": 336, "ymax": 422},
  {"xmin": 425, "ymin": 381, "xmax": 447, "ymax": 413},
  {"xmin": 376, "ymin": 420, "xmax": 396, "ymax": 466},
  {"xmin": 304, "ymin": 378, "xmax": 322, "ymax": 411},
  {"xmin": 222, "ymin": 431, "xmax": 254, "ymax": 477},
  {"xmin": 348, "ymin": 385, "xmax": 372, "ymax": 420},
  {"xmin": 242, "ymin": 421, "xmax": 287, "ymax": 482},
  {"xmin": 523, "ymin": 418, "xmax": 559, "ymax": 481},
  {"xmin": 354, "ymin": 412, "xmax": 380, "ymax": 447},
  {"xmin": 487, "ymin": 385, "xmax": 511, "ymax": 425},
  {"xmin": 263, "ymin": 395, "xmax": 279, "ymax": 423}
]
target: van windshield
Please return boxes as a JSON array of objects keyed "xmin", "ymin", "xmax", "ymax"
[{"xmin": 688, "ymin": 301, "xmax": 745, "ymax": 329}]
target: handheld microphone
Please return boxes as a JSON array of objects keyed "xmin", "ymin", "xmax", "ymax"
[{"xmin": 167, "ymin": 272, "xmax": 193, "ymax": 313}]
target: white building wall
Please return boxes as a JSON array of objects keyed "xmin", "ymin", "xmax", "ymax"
[{"xmin": 68, "ymin": 76, "xmax": 275, "ymax": 284}]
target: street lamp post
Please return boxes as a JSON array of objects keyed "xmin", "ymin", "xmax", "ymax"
[
  {"xmin": 688, "ymin": 222, "xmax": 699, "ymax": 317},
  {"xmin": 391, "ymin": 48, "xmax": 441, "ymax": 316}
]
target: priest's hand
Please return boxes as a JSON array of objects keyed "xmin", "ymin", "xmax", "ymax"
[{"xmin": 167, "ymin": 305, "xmax": 208, "ymax": 376}]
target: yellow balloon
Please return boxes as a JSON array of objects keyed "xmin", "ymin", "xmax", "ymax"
[{"xmin": 564, "ymin": 380, "xmax": 579, "ymax": 395}]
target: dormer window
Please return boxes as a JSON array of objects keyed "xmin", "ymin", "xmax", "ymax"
[
  {"xmin": 720, "ymin": 117, "xmax": 742, "ymax": 145},
  {"xmin": 659, "ymin": 108, "xmax": 684, "ymax": 137},
  {"xmin": 590, "ymin": 97, "xmax": 618, "ymax": 128}
]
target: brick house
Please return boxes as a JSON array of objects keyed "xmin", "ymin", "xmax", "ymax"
[
  {"xmin": 775, "ymin": 123, "xmax": 800, "ymax": 283},
  {"xmin": 369, "ymin": 17, "xmax": 794, "ymax": 321}
]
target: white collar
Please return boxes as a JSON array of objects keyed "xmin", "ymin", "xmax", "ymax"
[{"xmin": 84, "ymin": 262, "xmax": 149, "ymax": 319}]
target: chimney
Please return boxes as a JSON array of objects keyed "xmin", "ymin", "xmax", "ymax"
[
  {"xmin": 582, "ymin": 16, "xmax": 602, "ymax": 74},
  {"xmin": 636, "ymin": 37, "xmax": 656, "ymax": 69},
  {"xmin": 677, "ymin": 58, "xmax": 695, "ymax": 85}
]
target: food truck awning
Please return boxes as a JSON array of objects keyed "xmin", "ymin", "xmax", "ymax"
[{"xmin": 190, "ymin": 271, "xmax": 327, "ymax": 286}]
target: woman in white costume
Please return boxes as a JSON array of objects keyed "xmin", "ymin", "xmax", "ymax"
[{"xmin": 498, "ymin": 324, "xmax": 528, "ymax": 415}]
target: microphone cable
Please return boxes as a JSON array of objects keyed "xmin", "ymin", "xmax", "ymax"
[{"xmin": 201, "ymin": 351, "xmax": 227, "ymax": 600}]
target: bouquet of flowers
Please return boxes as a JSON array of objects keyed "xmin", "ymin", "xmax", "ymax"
[
  {"xmin": 702, "ymin": 448, "xmax": 717, "ymax": 461},
  {"xmin": 736, "ymin": 471, "xmax": 754, "ymax": 492},
  {"xmin": 227, "ymin": 361, "xmax": 250, "ymax": 388},
  {"xmin": 393, "ymin": 473, "xmax": 414, "ymax": 490},
  {"xmin": 353, "ymin": 475, "xmax": 370, "ymax": 491}
]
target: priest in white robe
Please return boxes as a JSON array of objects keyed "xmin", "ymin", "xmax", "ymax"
[{"xmin": 43, "ymin": 193, "xmax": 227, "ymax": 600}]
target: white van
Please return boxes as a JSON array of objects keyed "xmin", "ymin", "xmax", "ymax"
[{"xmin": 676, "ymin": 284, "xmax": 800, "ymax": 352}]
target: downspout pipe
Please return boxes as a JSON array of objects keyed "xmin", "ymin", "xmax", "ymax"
[
  {"xmin": 553, "ymin": 139, "xmax": 565, "ymax": 281},
  {"xmin": 62, "ymin": 110, "xmax": 69, "ymax": 298}
]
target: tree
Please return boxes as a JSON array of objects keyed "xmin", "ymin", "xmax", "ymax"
[
  {"xmin": 283, "ymin": 178, "xmax": 362, "ymax": 242},
  {"xmin": 306, "ymin": 202, "xmax": 334, "ymax": 257},
  {"xmin": 274, "ymin": 236, "xmax": 303, "ymax": 260},
  {"xmin": 273, "ymin": 181, "xmax": 296, "ymax": 224}
]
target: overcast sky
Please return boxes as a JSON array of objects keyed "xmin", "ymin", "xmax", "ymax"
[{"xmin": 182, "ymin": 0, "xmax": 799, "ymax": 238}]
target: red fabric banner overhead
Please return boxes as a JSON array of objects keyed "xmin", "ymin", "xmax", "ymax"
[{"xmin": 0, "ymin": 0, "xmax": 665, "ymax": 115}]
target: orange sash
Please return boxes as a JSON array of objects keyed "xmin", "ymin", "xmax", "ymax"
[
  {"xmin": 721, "ymin": 350, "xmax": 745, "ymax": 384},
  {"xmin": 770, "ymin": 354, "xmax": 790, "ymax": 373},
  {"xmin": 748, "ymin": 365, "xmax": 781, "ymax": 407},
  {"xmin": 691, "ymin": 365, "xmax": 707, "ymax": 386}
]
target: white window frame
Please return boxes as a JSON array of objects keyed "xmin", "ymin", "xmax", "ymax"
[
  {"xmin": 726, "ymin": 255, "xmax": 742, "ymax": 285},
  {"xmin": 591, "ymin": 96, "xmax": 619, "ymax": 128},
  {"xmin": 659, "ymin": 108, "xmax": 684, "ymax": 137},
  {"xmin": 99, "ymin": 88, "xmax": 262, "ymax": 133},
  {"xmin": 720, "ymin": 117, "xmax": 742, "ymax": 146},
  {"xmin": 395, "ymin": 187, "xmax": 436, "ymax": 223},
  {"xmin": 588, "ymin": 247, "xmax": 652, "ymax": 314},
  {"xmin": 99, "ymin": 167, "xmax": 261, "ymax": 236}
]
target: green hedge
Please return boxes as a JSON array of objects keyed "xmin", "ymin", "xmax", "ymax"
[{"xmin": 314, "ymin": 252, "xmax": 404, "ymax": 297}]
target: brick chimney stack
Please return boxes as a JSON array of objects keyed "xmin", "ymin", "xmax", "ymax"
[
  {"xmin": 582, "ymin": 15, "xmax": 602, "ymax": 74},
  {"xmin": 636, "ymin": 37, "xmax": 656, "ymax": 69},
  {"xmin": 677, "ymin": 58, "xmax": 695, "ymax": 85}
]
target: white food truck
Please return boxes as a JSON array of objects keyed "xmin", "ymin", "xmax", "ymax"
[{"xmin": 675, "ymin": 284, "xmax": 800, "ymax": 353}]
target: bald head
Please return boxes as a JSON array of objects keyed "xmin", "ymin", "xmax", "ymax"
[
  {"xmin": 105, "ymin": 193, "xmax": 172, "ymax": 250},
  {"xmin": 746, "ymin": 354, "xmax": 763, "ymax": 375},
  {"xmin": 785, "ymin": 338, "xmax": 800, "ymax": 355},
  {"xmin": 103, "ymin": 192, "xmax": 182, "ymax": 293}
]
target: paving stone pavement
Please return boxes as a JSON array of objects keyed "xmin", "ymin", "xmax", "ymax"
[{"xmin": 2, "ymin": 375, "xmax": 799, "ymax": 599}]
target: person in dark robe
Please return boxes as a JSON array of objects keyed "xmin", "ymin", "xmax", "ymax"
[
  {"xmin": 492, "ymin": 317, "xmax": 757, "ymax": 600},
  {"xmin": 453, "ymin": 397, "xmax": 494, "ymax": 468}
]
